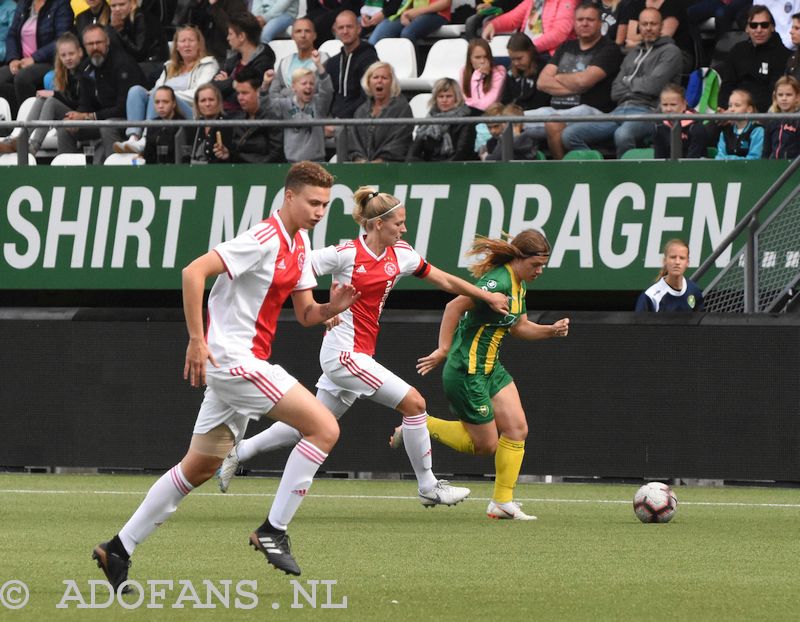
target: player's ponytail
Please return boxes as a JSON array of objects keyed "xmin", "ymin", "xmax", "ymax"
[
  {"xmin": 352, "ymin": 187, "xmax": 403, "ymax": 228},
  {"xmin": 467, "ymin": 229, "xmax": 550, "ymax": 277}
]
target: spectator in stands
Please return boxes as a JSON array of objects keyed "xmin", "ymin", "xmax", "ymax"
[
  {"xmin": 306, "ymin": 0, "xmax": 361, "ymax": 44},
  {"xmin": 56, "ymin": 23, "xmax": 146, "ymax": 162},
  {"xmin": 763, "ymin": 75, "xmax": 800, "ymax": 158},
  {"xmin": 189, "ymin": 81, "xmax": 232, "ymax": 163},
  {"xmin": 408, "ymin": 77, "xmax": 476, "ymax": 161},
  {"xmin": 460, "ymin": 38, "xmax": 506, "ymax": 112},
  {"xmin": 142, "ymin": 85, "xmax": 184, "ymax": 163},
  {"xmin": 477, "ymin": 100, "xmax": 504, "ymax": 157},
  {"xmin": 598, "ymin": 0, "xmax": 621, "ymax": 42},
  {"xmin": 213, "ymin": 13, "xmax": 276, "ymax": 112},
  {"xmin": 718, "ymin": 6, "xmax": 791, "ymax": 113},
  {"xmin": 0, "ymin": 31, "xmax": 85, "ymax": 154},
  {"xmin": 0, "ymin": 0, "xmax": 18, "ymax": 65},
  {"xmin": 263, "ymin": 52, "xmax": 333, "ymax": 161},
  {"xmin": 523, "ymin": 2, "xmax": 621, "ymax": 159},
  {"xmin": 482, "ymin": 102, "xmax": 538, "ymax": 159},
  {"xmin": 652, "ymin": 83, "xmax": 708, "ymax": 159},
  {"xmin": 635, "ymin": 238, "xmax": 704, "ymax": 312},
  {"xmin": 620, "ymin": 0, "xmax": 693, "ymax": 71},
  {"xmin": 715, "ymin": 88, "xmax": 764, "ymax": 159},
  {"xmin": 106, "ymin": 0, "xmax": 169, "ymax": 85},
  {"xmin": 787, "ymin": 12, "xmax": 800, "ymax": 79},
  {"xmin": 761, "ymin": 0, "xmax": 798, "ymax": 49},
  {"xmin": 686, "ymin": 0, "xmax": 751, "ymax": 41},
  {"xmin": 268, "ymin": 17, "xmax": 329, "ymax": 98},
  {"xmin": 560, "ymin": 8, "xmax": 681, "ymax": 158},
  {"xmin": 74, "ymin": 0, "xmax": 110, "ymax": 40},
  {"xmin": 368, "ymin": 0, "xmax": 452, "ymax": 46},
  {"xmin": 464, "ymin": 0, "xmax": 523, "ymax": 40},
  {"xmin": 0, "ymin": 0, "xmax": 73, "ymax": 115},
  {"xmin": 501, "ymin": 32, "xmax": 550, "ymax": 110},
  {"xmin": 114, "ymin": 25, "xmax": 218, "ymax": 154},
  {"xmin": 212, "ymin": 66, "xmax": 284, "ymax": 162},
  {"xmin": 481, "ymin": 0, "xmax": 575, "ymax": 59},
  {"xmin": 326, "ymin": 10, "xmax": 378, "ymax": 123},
  {"xmin": 139, "ymin": 0, "xmax": 177, "ymax": 31},
  {"xmin": 250, "ymin": 0, "xmax": 298, "ymax": 44},
  {"xmin": 346, "ymin": 60, "xmax": 412, "ymax": 162},
  {"xmin": 186, "ymin": 0, "xmax": 248, "ymax": 63}
]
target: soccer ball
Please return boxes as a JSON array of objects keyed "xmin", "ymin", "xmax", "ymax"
[{"xmin": 633, "ymin": 482, "xmax": 678, "ymax": 523}]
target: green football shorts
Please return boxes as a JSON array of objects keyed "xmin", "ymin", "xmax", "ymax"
[{"xmin": 441, "ymin": 362, "xmax": 513, "ymax": 425}]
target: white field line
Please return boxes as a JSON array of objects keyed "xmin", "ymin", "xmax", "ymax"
[{"xmin": 0, "ymin": 488, "xmax": 798, "ymax": 508}]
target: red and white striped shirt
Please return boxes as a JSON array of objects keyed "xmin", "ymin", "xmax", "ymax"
[
  {"xmin": 311, "ymin": 235, "xmax": 430, "ymax": 355},
  {"xmin": 207, "ymin": 213, "xmax": 316, "ymax": 366}
]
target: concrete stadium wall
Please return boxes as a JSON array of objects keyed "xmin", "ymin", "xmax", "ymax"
[{"xmin": 1, "ymin": 311, "xmax": 798, "ymax": 481}]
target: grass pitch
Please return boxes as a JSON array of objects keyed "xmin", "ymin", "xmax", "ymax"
[{"xmin": 0, "ymin": 474, "xmax": 798, "ymax": 621}]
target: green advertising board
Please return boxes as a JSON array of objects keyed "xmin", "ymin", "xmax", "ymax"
[{"xmin": 0, "ymin": 161, "xmax": 792, "ymax": 290}]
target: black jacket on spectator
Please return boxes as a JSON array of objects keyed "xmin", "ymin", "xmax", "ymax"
[
  {"xmin": 143, "ymin": 123, "xmax": 182, "ymax": 163},
  {"xmin": 187, "ymin": 0, "xmax": 248, "ymax": 63},
  {"xmin": 653, "ymin": 118, "xmax": 708, "ymax": 158},
  {"xmin": 141, "ymin": 0, "xmax": 178, "ymax": 28},
  {"xmin": 107, "ymin": 12, "xmax": 169, "ymax": 63},
  {"xmin": 77, "ymin": 47, "xmax": 147, "ymax": 118},
  {"xmin": 217, "ymin": 45, "xmax": 276, "ymax": 111},
  {"xmin": 763, "ymin": 118, "xmax": 800, "ymax": 159},
  {"xmin": 53, "ymin": 58, "xmax": 90, "ymax": 109},
  {"xmin": 486, "ymin": 131, "xmax": 538, "ymax": 160},
  {"xmin": 718, "ymin": 33, "xmax": 791, "ymax": 112},
  {"xmin": 325, "ymin": 40, "xmax": 379, "ymax": 118},
  {"xmin": 227, "ymin": 106, "xmax": 285, "ymax": 163},
  {"xmin": 407, "ymin": 103, "xmax": 477, "ymax": 162},
  {"xmin": 501, "ymin": 69, "xmax": 550, "ymax": 110},
  {"xmin": 190, "ymin": 115, "xmax": 233, "ymax": 163},
  {"xmin": 5, "ymin": 0, "xmax": 73, "ymax": 63},
  {"xmin": 305, "ymin": 0, "xmax": 362, "ymax": 43},
  {"xmin": 74, "ymin": 5, "xmax": 110, "ymax": 39}
]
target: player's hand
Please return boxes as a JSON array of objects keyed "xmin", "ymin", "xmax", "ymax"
[
  {"xmin": 550, "ymin": 317, "xmax": 569, "ymax": 338},
  {"xmin": 329, "ymin": 281, "xmax": 361, "ymax": 314},
  {"xmin": 324, "ymin": 315, "xmax": 341, "ymax": 330},
  {"xmin": 485, "ymin": 292, "xmax": 509, "ymax": 315},
  {"xmin": 416, "ymin": 348, "xmax": 447, "ymax": 376},
  {"xmin": 183, "ymin": 336, "xmax": 219, "ymax": 388}
]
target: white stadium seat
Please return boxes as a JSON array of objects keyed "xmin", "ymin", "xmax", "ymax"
[
  {"xmin": 0, "ymin": 153, "xmax": 36, "ymax": 165},
  {"xmin": 408, "ymin": 93, "xmax": 431, "ymax": 119},
  {"xmin": 489, "ymin": 35, "xmax": 511, "ymax": 58},
  {"xmin": 401, "ymin": 38, "xmax": 467, "ymax": 91},
  {"xmin": 318, "ymin": 39, "xmax": 343, "ymax": 59},
  {"xmin": 104, "ymin": 153, "xmax": 142, "ymax": 165},
  {"xmin": 376, "ymin": 38, "xmax": 418, "ymax": 82},
  {"xmin": 8, "ymin": 97, "xmax": 37, "ymax": 141},
  {"xmin": 268, "ymin": 39, "xmax": 298, "ymax": 65},
  {"xmin": 50, "ymin": 152, "xmax": 87, "ymax": 165}
]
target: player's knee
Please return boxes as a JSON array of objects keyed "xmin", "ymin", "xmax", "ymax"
[
  {"xmin": 316, "ymin": 415, "xmax": 340, "ymax": 449},
  {"xmin": 398, "ymin": 388, "xmax": 426, "ymax": 416}
]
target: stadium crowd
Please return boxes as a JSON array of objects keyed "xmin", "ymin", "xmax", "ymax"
[{"xmin": 0, "ymin": 0, "xmax": 799, "ymax": 162}]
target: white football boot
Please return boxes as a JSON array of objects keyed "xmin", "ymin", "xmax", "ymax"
[
  {"xmin": 217, "ymin": 446, "xmax": 240, "ymax": 493},
  {"xmin": 486, "ymin": 500, "xmax": 537, "ymax": 520},
  {"xmin": 418, "ymin": 480, "xmax": 471, "ymax": 507}
]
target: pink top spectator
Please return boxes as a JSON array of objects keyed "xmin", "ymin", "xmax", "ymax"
[
  {"xmin": 21, "ymin": 16, "xmax": 37, "ymax": 59},
  {"xmin": 461, "ymin": 65, "xmax": 506, "ymax": 110},
  {"xmin": 488, "ymin": 0, "xmax": 576, "ymax": 56}
]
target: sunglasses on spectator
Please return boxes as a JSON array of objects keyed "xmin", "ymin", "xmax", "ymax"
[{"xmin": 748, "ymin": 21, "xmax": 772, "ymax": 29}]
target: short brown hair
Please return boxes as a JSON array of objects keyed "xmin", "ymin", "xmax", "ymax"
[{"xmin": 285, "ymin": 161, "xmax": 334, "ymax": 193}]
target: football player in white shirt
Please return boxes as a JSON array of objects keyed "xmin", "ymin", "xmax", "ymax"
[
  {"xmin": 217, "ymin": 186, "xmax": 510, "ymax": 507},
  {"xmin": 92, "ymin": 162, "xmax": 360, "ymax": 587}
]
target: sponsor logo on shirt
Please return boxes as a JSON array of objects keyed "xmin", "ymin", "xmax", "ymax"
[
  {"xmin": 297, "ymin": 252, "xmax": 305, "ymax": 270},
  {"xmin": 486, "ymin": 280, "xmax": 497, "ymax": 289},
  {"xmin": 688, "ymin": 294, "xmax": 696, "ymax": 309},
  {"xmin": 356, "ymin": 265, "xmax": 367, "ymax": 273},
  {"xmin": 276, "ymin": 258, "xmax": 286, "ymax": 270}
]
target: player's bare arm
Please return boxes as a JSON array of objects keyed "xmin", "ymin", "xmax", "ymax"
[
  {"xmin": 291, "ymin": 282, "xmax": 360, "ymax": 327},
  {"xmin": 509, "ymin": 316, "xmax": 570, "ymax": 340},
  {"xmin": 417, "ymin": 295, "xmax": 474, "ymax": 376},
  {"xmin": 423, "ymin": 266, "xmax": 509, "ymax": 315},
  {"xmin": 181, "ymin": 251, "xmax": 225, "ymax": 387}
]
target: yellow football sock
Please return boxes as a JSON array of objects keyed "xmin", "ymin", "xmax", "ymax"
[
  {"xmin": 426, "ymin": 416, "xmax": 475, "ymax": 455},
  {"xmin": 493, "ymin": 436, "xmax": 525, "ymax": 504}
]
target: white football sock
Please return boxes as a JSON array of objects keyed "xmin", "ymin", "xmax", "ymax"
[
  {"xmin": 402, "ymin": 413, "xmax": 438, "ymax": 493},
  {"xmin": 237, "ymin": 423, "xmax": 302, "ymax": 462},
  {"xmin": 118, "ymin": 464, "xmax": 193, "ymax": 555},
  {"xmin": 267, "ymin": 439, "xmax": 327, "ymax": 531}
]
